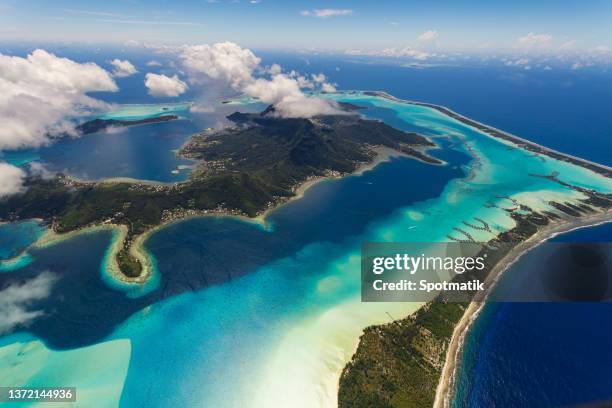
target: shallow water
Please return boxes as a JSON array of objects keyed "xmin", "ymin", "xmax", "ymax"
[
  {"xmin": 99, "ymin": 103, "xmax": 191, "ymax": 121},
  {"xmin": 0, "ymin": 221, "xmax": 43, "ymax": 261}
]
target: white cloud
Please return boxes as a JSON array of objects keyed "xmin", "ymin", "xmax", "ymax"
[
  {"xmin": 146, "ymin": 60, "xmax": 163, "ymax": 67},
  {"xmin": 300, "ymin": 9, "xmax": 353, "ymax": 18},
  {"xmin": 181, "ymin": 42, "xmax": 260, "ymax": 89},
  {"xmin": 0, "ymin": 272, "xmax": 56, "ymax": 335},
  {"xmin": 144, "ymin": 73, "xmax": 188, "ymax": 97},
  {"xmin": 190, "ymin": 103, "xmax": 215, "ymax": 113},
  {"xmin": 505, "ymin": 58, "xmax": 530, "ymax": 67},
  {"xmin": 594, "ymin": 45, "xmax": 610, "ymax": 53},
  {"xmin": 310, "ymin": 73, "xmax": 336, "ymax": 92},
  {"xmin": 268, "ymin": 63, "xmax": 282, "ymax": 75},
  {"xmin": 417, "ymin": 30, "xmax": 439, "ymax": 43},
  {"xmin": 104, "ymin": 125, "xmax": 128, "ymax": 134},
  {"xmin": 516, "ymin": 32, "xmax": 553, "ymax": 49},
  {"xmin": 321, "ymin": 82, "xmax": 336, "ymax": 93},
  {"xmin": 64, "ymin": 8, "xmax": 125, "ymax": 18},
  {"xmin": 293, "ymin": 72, "xmax": 314, "ymax": 89},
  {"xmin": 110, "ymin": 58, "xmax": 137, "ymax": 77},
  {"xmin": 559, "ymin": 40, "xmax": 576, "ymax": 50},
  {"xmin": 345, "ymin": 47, "xmax": 431, "ymax": 60},
  {"xmin": 0, "ymin": 162, "xmax": 25, "ymax": 197},
  {"xmin": 28, "ymin": 162, "xmax": 56, "ymax": 179},
  {"xmin": 94, "ymin": 18, "xmax": 202, "ymax": 26},
  {"xmin": 244, "ymin": 74, "xmax": 339, "ymax": 117},
  {"xmin": 180, "ymin": 42, "xmax": 340, "ymax": 118},
  {"xmin": 311, "ymin": 73, "xmax": 326, "ymax": 83},
  {"xmin": 0, "ymin": 49, "xmax": 117, "ymax": 151}
]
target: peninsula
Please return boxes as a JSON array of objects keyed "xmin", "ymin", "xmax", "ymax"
[
  {"xmin": 76, "ymin": 114, "xmax": 181, "ymax": 135},
  {"xmin": 0, "ymin": 104, "xmax": 439, "ymax": 280}
]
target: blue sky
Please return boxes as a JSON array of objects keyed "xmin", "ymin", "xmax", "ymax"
[{"xmin": 0, "ymin": 0, "xmax": 611, "ymax": 51}]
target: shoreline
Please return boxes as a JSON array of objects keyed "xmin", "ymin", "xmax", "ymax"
[
  {"xmin": 5, "ymin": 89, "xmax": 610, "ymax": 293},
  {"xmin": 111, "ymin": 145, "xmax": 411, "ymax": 282},
  {"xmin": 119, "ymin": 145, "xmax": 412, "ymax": 282},
  {"xmin": 433, "ymin": 210, "xmax": 612, "ymax": 408},
  {"xmin": 67, "ymin": 175, "xmax": 185, "ymax": 187},
  {"xmin": 254, "ymin": 145, "xmax": 412, "ymax": 224},
  {"xmin": 1, "ymin": 145, "xmax": 409, "ymax": 285},
  {"xmin": 34, "ymin": 223, "xmax": 120, "ymax": 249},
  {"xmin": 5, "ymin": 89, "xmax": 609, "ymax": 292},
  {"xmin": 362, "ymin": 90, "xmax": 612, "ymax": 177},
  {"xmin": 3, "ymin": 90, "xmax": 447, "ymax": 285}
]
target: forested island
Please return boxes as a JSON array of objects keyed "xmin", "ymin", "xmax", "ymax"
[
  {"xmin": 76, "ymin": 114, "xmax": 180, "ymax": 135},
  {"xmin": 0, "ymin": 105, "xmax": 438, "ymax": 279}
]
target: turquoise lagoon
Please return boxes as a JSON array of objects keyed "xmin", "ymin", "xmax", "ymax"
[
  {"xmin": 98, "ymin": 103, "xmax": 192, "ymax": 121},
  {"xmin": 0, "ymin": 221, "xmax": 43, "ymax": 260},
  {"xmin": 0, "ymin": 221, "xmax": 44, "ymax": 272},
  {"xmin": 0, "ymin": 92, "xmax": 611, "ymax": 407}
]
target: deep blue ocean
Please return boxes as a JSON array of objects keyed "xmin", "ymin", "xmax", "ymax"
[
  {"xmin": 454, "ymin": 222, "xmax": 612, "ymax": 408},
  {"xmin": 1, "ymin": 45, "xmax": 611, "ymax": 406}
]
